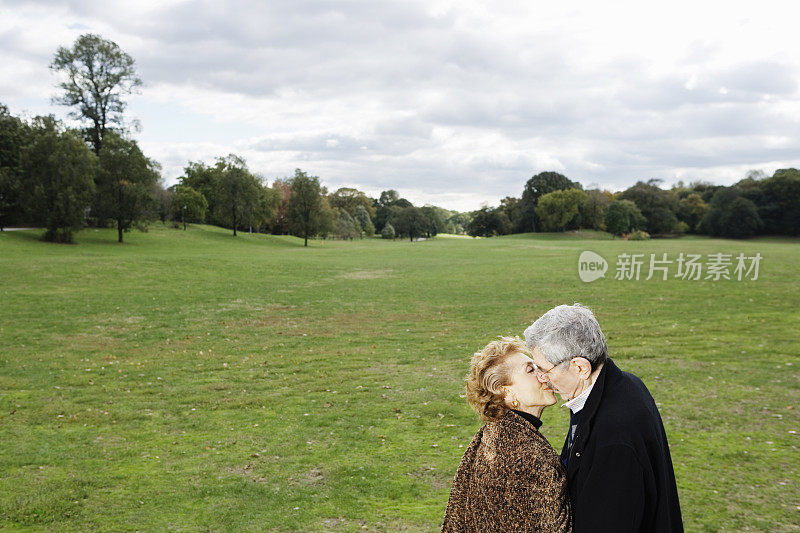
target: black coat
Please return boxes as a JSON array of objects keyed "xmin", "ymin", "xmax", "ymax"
[{"xmin": 560, "ymin": 358, "xmax": 683, "ymax": 533}]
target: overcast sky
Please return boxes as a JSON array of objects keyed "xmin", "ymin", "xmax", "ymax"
[{"xmin": 2, "ymin": 0, "xmax": 799, "ymax": 211}]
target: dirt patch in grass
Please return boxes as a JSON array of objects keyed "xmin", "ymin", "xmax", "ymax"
[
  {"xmin": 297, "ymin": 466, "xmax": 324, "ymax": 485},
  {"xmin": 55, "ymin": 332, "xmax": 122, "ymax": 351},
  {"xmin": 407, "ymin": 464, "xmax": 450, "ymax": 490},
  {"xmin": 218, "ymin": 299, "xmax": 297, "ymax": 313},
  {"xmin": 89, "ymin": 315, "xmax": 147, "ymax": 333},
  {"xmin": 337, "ymin": 269, "xmax": 394, "ymax": 280}
]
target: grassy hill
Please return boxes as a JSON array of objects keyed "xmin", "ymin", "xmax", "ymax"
[{"xmin": 1, "ymin": 225, "xmax": 798, "ymax": 531}]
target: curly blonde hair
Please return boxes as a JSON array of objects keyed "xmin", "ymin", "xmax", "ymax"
[{"xmin": 465, "ymin": 336, "xmax": 529, "ymax": 422}]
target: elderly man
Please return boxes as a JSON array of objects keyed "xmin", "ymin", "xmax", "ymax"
[{"xmin": 524, "ymin": 303, "xmax": 682, "ymax": 533}]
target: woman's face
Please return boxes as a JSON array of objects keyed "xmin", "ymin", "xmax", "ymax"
[{"xmin": 504, "ymin": 352, "xmax": 558, "ymax": 409}]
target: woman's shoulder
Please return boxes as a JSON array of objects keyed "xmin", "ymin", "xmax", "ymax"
[{"xmin": 483, "ymin": 411, "xmax": 558, "ymax": 463}]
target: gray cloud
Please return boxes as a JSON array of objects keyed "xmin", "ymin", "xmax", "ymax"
[{"xmin": 2, "ymin": 0, "xmax": 800, "ymax": 210}]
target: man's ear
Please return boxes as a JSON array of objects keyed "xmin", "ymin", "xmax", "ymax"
[{"xmin": 571, "ymin": 357, "xmax": 593, "ymax": 379}]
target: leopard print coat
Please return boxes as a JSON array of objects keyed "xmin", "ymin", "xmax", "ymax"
[{"xmin": 442, "ymin": 409, "xmax": 572, "ymax": 532}]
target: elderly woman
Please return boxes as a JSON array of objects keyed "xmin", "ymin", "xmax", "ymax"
[{"xmin": 442, "ymin": 336, "xmax": 572, "ymax": 532}]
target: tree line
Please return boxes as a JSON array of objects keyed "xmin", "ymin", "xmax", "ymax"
[
  {"xmin": 1, "ymin": 33, "xmax": 798, "ymax": 243},
  {"xmin": 465, "ymin": 169, "xmax": 800, "ymax": 239},
  {"xmin": 0, "ymin": 103, "xmax": 461, "ymax": 245}
]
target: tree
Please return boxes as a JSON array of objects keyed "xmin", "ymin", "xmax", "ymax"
[
  {"xmin": 172, "ymin": 185, "xmax": 207, "ymax": 230},
  {"xmin": 604, "ymin": 199, "xmax": 646, "ymax": 236},
  {"xmin": 353, "ymin": 205, "xmax": 375, "ymax": 237},
  {"xmin": 378, "ymin": 190, "xmax": 399, "ymax": 206},
  {"xmin": 375, "ymin": 190, "xmax": 413, "ymax": 232},
  {"xmin": 0, "ymin": 168, "xmax": 16, "ymax": 231},
  {"xmin": 392, "ymin": 206, "xmax": 427, "ymax": 241},
  {"xmin": 467, "ymin": 206, "xmax": 511, "ymax": 237},
  {"xmin": 0, "ymin": 103, "xmax": 29, "ymax": 230},
  {"xmin": 152, "ymin": 182, "xmax": 173, "ymax": 224},
  {"xmin": 270, "ymin": 179, "xmax": 291, "ymax": 234},
  {"xmin": 288, "ymin": 169, "xmax": 328, "ymax": 246},
  {"xmin": 580, "ymin": 189, "xmax": 612, "ymax": 230},
  {"xmin": 535, "ymin": 189, "xmax": 588, "ymax": 232},
  {"xmin": 95, "ymin": 132, "xmax": 159, "ymax": 243},
  {"xmin": 254, "ymin": 185, "xmax": 280, "ymax": 233},
  {"xmin": 761, "ymin": 169, "xmax": 800, "ymax": 235},
  {"xmin": 447, "ymin": 212, "xmax": 471, "ymax": 235},
  {"xmin": 334, "ymin": 209, "xmax": 359, "ymax": 239},
  {"xmin": 329, "ymin": 187, "xmax": 376, "ymax": 218},
  {"xmin": 677, "ymin": 193, "xmax": 708, "ymax": 232},
  {"xmin": 19, "ymin": 116, "xmax": 96, "ymax": 243},
  {"xmin": 619, "ymin": 179, "xmax": 680, "ymax": 234},
  {"xmin": 212, "ymin": 155, "xmax": 262, "ymax": 236},
  {"xmin": 516, "ymin": 171, "xmax": 582, "ymax": 232},
  {"xmin": 498, "ymin": 196, "xmax": 520, "ymax": 226},
  {"xmin": 51, "ymin": 34, "xmax": 142, "ymax": 154},
  {"xmin": 381, "ymin": 222, "xmax": 395, "ymax": 239},
  {"xmin": 180, "ymin": 161, "xmax": 220, "ymax": 223},
  {"xmin": 700, "ymin": 187, "xmax": 763, "ymax": 238},
  {"xmin": 420, "ymin": 205, "xmax": 447, "ymax": 237},
  {"xmin": 724, "ymin": 197, "xmax": 763, "ymax": 238}
]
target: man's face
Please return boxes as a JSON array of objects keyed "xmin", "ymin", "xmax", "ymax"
[{"xmin": 530, "ymin": 346, "xmax": 581, "ymax": 401}]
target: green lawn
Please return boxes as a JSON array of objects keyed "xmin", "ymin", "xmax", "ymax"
[{"xmin": 0, "ymin": 225, "xmax": 798, "ymax": 531}]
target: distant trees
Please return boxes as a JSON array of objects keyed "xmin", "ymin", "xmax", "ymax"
[
  {"xmin": 467, "ymin": 206, "xmax": 511, "ymax": 237},
  {"xmin": 536, "ymin": 189, "xmax": 588, "ymax": 232},
  {"xmin": 353, "ymin": 205, "xmax": 375, "ymax": 237},
  {"xmin": 700, "ymin": 188, "xmax": 763, "ymax": 238},
  {"xmin": 95, "ymin": 132, "xmax": 159, "ymax": 243},
  {"xmin": 177, "ymin": 156, "xmax": 277, "ymax": 235},
  {"xmin": 580, "ymin": 189, "xmax": 612, "ymax": 231},
  {"xmin": 419, "ymin": 206, "xmax": 448, "ymax": 237},
  {"xmin": 447, "ymin": 212, "xmax": 471, "ymax": 235},
  {"xmin": 618, "ymin": 179, "xmax": 680, "ymax": 234},
  {"xmin": 288, "ymin": 169, "xmax": 331, "ymax": 246},
  {"xmin": 392, "ymin": 206, "xmax": 428, "ymax": 241},
  {"xmin": 677, "ymin": 193, "xmax": 708, "ymax": 233},
  {"xmin": 381, "ymin": 222, "xmax": 396, "ymax": 239},
  {"xmin": 759, "ymin": 169, "xmax": 800, "ymax": 235},
  {"xmin": 516, "ymin": 171, "xmax": 582, "ymax": 232},
  {"xmin": 180, "ymin": 161, "xmax": 221, "ymax": 222},
  {"xmin": 19, "ymin": 117, "xmax": 96, "ymax": 242},
  {"xmin": 604, "ymin": 199, "xmax": 646, "ymax": 236},
  {"xmin": 172, "ymin": 185, "xmax": 207, "ymax": 230},
  {"xmin": 270, "ymin": 179, "xmax": 292, "ymax": 234},
  {"xmin": 374, "ymin": 189, "xmax": 405, "ymax": 233},
  {"xmin": 330, "ymin": 187, "xmax": 376, "ymax": 219},
  {"xmin": 329, "ymin": 187, "xmax": 376, "ymax": 239},
  {"xmin": 152, "ymin": 182, "xmax": 174, "ymax": 224},
  {"xmin": 0, "ymin": 104, "xmax": 28, "ymax": 230},
  {"xmin": 11, "ymin": 36, "xmax": 800, "ymax": 246},
  {"xmin": 334, "ymin": 209, "xmax": 360, "ymax": 239},
  {"xmin": 50, "ymin": 34, "xmax": 141, "ymax": 155},
  {"xmin": 212, "ymin": 155, "xmax": 263, "ymax": 236}
]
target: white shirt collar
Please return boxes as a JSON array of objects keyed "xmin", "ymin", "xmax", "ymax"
[{"xmin": 563, "ymin": 381, "xmax": 595, "ymax": 414}]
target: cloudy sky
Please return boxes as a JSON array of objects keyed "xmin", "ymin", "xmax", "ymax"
[{"xmin": 2, "ymin": 0, "xmax": 799, "ymax": 211}]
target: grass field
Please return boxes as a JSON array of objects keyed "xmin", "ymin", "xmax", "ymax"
[{"xmin": 0, "ymin": 224, "xmax": 798, "ymax": 532}]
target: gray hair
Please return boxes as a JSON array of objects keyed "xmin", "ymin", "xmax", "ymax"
[{"xmin": 523, "ymin": 303, "xmax": 608, "ymax": 370}]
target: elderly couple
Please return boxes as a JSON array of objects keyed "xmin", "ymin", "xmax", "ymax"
[{"xmin": 442, "ymin": 304, "xmax": 683, "ymax": 532}]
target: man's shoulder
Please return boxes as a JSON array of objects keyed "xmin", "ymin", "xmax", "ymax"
[
  {"xmin": 592, "ymin": 365, "xmax": 664, "ymax": 439},
  {"xmin": 603, "ymin": 363, "xmax": 657, "ymax": 409}
]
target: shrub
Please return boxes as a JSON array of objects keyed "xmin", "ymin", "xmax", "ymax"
[
  {"xmin": 626, "ymin": 230, "xmax": 651, "ymax": 240},
  {"xmin": 381, "ymin": 222, "xmax": 395, "ymax": 239}
]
